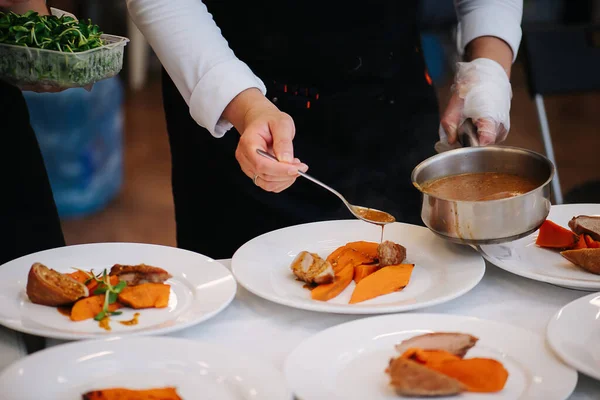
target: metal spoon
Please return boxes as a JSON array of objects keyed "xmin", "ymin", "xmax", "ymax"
[{"xmin": 256, "ymin": 149, "xmax": 396, "ymax": 225}]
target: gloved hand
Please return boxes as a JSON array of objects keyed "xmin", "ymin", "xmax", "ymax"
[{"xmin": 439, "ymin": 58, "xmax": 512, "ymax": 147}]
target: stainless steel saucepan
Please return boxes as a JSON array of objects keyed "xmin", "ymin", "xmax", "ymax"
[{"xmin": 411, "ymin": 143, "xmax": 555, "ymax": 245}]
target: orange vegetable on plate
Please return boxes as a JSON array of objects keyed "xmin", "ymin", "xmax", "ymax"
[
  {"xmin": 584, "ymin": 234, "xmax": 600, "ymax": 248},
  {"xmin": 401, "ymin": 348, "xmax": 461, "ymax": 367},
  {"xmin": 573, "ymin": 235, "xmax": 588, "ymax": 249},
  {"xmin": 118, "ymin": 283, "xmax": 171, "ymax": 309},
  {"xmin": 400, "ymin": 348, "xmax": 508, "ymax": 393},
  {"xmin": 332, "ymin": 248, "xmax": 373, "ymax": 273},
  {"xmin": 70, "ymin": 295, "xmax": 123, "ymax": 322},
  {"xmin": 345, "ymin": 241, "xmax": 379, "ymax": 260},
  {"xmin": 353, "ymin": 264, "xmax": 379, "ymax": 284},
  {"xmin": 536, "ymin": 220, "xmax": 578, "ymax": 249},
  {"xmin": 428, "ymin": 358, "xmax": 509, "ymax": 393},
  {"xmin": 67, "ymin": 270, "xmax": 92, "ymax": 284},
  {"xmin": 349, "ymin": 264, "xmax": 414, "ymax": 304},
  {"xmin": 311, "ymin": 262, "xmax": 354, "ymax": 301},
  {"xmin": 82, "ymin": 387, "xmax": 182, "ymax": 400}
]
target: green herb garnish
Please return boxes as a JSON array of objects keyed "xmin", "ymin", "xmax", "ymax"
[
  {"xmin": 0, "ymin": 10, "xmax": 105, "ymax": 52},
  {"xmin": 86, "ymin": 268, "xmax": 127, "ymax": 321}
]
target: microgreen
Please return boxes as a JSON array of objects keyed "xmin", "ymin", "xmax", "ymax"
[
  {"xmin": 0, "ymin": 10, "xmax": 105, "ymax": 52},
  {"xmin": 83, "ymin": 268, "xmax": 127, "ymax": 321}
]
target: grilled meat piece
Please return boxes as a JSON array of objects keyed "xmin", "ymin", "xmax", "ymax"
[
  {"xmin": 26, "ymin": 263, "xmax": 88, "ymax": 306},
  {"xmin": 378, "ymin": 241, "xmax": 407, "ymax": 267},
  {"xmin": 395, "ymin": 332, "xmax": 479, "ymax": 359},
  {"xmin": 109, "ymin": 264, "xmax": 171, "ymax": 286},
  {"xmin": 386, "ymin": 357, "xmax": 465, "ymax": 397},
  {"xmin": 568, "ymin": 215, "xmax": 600, "ymax": 242},
  {"xmin": 561, "ymin": 248, "xmax": 600, "ymax": 274},
  {"xmin": 290, "ymin": 251, "xmax": 335, "ymax": 284}
]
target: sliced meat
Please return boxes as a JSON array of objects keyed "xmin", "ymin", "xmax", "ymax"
[
  {"xmin": 109, "ymin": 264, "xmax": 172, "ymax": 286},
  {"xmin": 377, "ymin": 241, "xmax": 406, "ymax": 267},
  {"xmin": 561, "ymin": 248, "xmax": 600, "ymax": 274},
  {"xmin": 568, "ymin": 215, "xmax": 600, "ymax": 242},
  {"xmin": 26, "ymin": 263, "xmax": 89, "ymax": 306},
  {"xmin": 386, "ymin": 357, "xmax": 465, "ymax": 397},
  {"xmin": 290, "ymin": 251, "xmax": 335, "ymax": 284},
  {"xmin": 395, "ymin": 332, "xmax": 478, "ymax": 359}
]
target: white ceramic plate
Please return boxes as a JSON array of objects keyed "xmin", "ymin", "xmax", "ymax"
[
  {"xmin": 0, "ymin": 243, "xmax": 237, "ymax": 340},
  {"xmin": 479, "ymin": 204, "xmax": 600, "ymax": 291},
  {"xmin": 232, "ymin": 220, "xmax": 485, "ymax": 314},
  {"xmin": 547, "ymin": 292, "xmax": 600, "ymax": 381},
  {"xmin": 0, "ymin": 336, "xmax": 292, "ymax": 400},
  {"xmin": 284, "ymin": 313, "xmax": 577, "ymax": 400}
]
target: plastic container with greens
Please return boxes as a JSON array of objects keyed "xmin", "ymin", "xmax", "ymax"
[{"xmin": 0, "ymin": 10, "xmax": 129, "ymax": 90}]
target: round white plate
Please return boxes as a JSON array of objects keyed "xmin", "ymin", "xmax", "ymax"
[
  {"xmin": 232, "ymin": 220, "xmax": 485, "ymax": 314},
  {"xmin": 479, "ymin": 204, "xmax": 600, "ymax": 291},
  {"xmin": 0, "ymin": 243, "xmax": 237, "ymax": 340},
  {"xmin": 547, "ymin": 292, "xmax": 600, "ymax": 381},
  {"xmin": 0, "ymin": 336, "xmax": 292, "ymax": 400},
  {"xmin": 284, "ymin": 313, "xmax": 577, "ymax": 400}
]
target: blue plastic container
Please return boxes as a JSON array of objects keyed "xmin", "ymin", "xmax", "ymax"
[{"xmin": 23, "ymin": 76, "xmax": 124, "ymax": 218}]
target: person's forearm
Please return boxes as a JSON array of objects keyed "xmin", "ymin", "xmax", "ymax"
[
  {"xmin": 454, "ymin": 0, "xmax": 523, "ymax": 66},
  {"xmin": 222, "ymin": 88, "xmax": 277, "ymax": 134},
  {"xmin": 126, "ymin": 0, "xmax": 266, "ymax": 138},
  {"xmin": 8, "ymin": 0, "xmax": 49, "ymax": 14},
  {"xmin": 464, "ymin": 36, "xmax": 513, "ymax": 78}
]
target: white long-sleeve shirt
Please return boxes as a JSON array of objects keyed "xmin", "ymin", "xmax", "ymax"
[{"xmin": 126, "ymin": 0, "xmax": 523, "ymax": 138}]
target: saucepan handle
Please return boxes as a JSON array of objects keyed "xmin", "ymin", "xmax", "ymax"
[
  {"xmin": 458, "ymin": 118, "xmax": 479, "ymax": 148},
  {"xmin": 434, "ymin": 118, "xmax": 479, "ymax": 153}
]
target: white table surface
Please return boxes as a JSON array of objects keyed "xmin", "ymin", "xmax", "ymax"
[{"xmin": 36, "ymin": 258, "xmax": 600, "ymax": 399}]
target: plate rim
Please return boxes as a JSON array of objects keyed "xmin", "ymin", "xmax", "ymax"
[
  {"xmin": 479, "ymin": 203, "xmax": 600, "ymax": 290},
  {"xmin": 0, "ymin": 242, "xmax": 237, "ymax": 340},
  {"xmin": 231, "ymin": 220, "xmax": 486, "ymax": 314},
  {"xmin": 546, "ymin": 291, "xmax": 600, "ymax": 381},
  {"xmin": 284, "ymin": 312, "xmax": 578, "ymax": 400},
  {"xmin": 0, "ymin": 335, "xmax": 293, "ymax": 399}
]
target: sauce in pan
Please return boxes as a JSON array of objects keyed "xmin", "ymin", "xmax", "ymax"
[{"xmin": 421, "ymin": 172, "xmax": 539, "ymax": 201}]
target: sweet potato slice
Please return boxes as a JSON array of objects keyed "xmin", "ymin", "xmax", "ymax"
[
  {"xmin": 82, "ymin": 387, "xmax": 182, "ymax": 400},
  {"xmin": 561, "ymin": 248, "xmax": 600, "ymax": 274},
  {"xmin": 70, "ymin": 295, "xmax": 123, "ymax": 322},
  {"xmin": 345, "ymin": 241, "xmax": 379, "ymax": 260},
  {"xmin": 584, "ymin": 234, "xmax": 600, "ymax": 248},
  {"xmin": 401, "ymin": 348, "xmax": 462, "ymax": 367},
  {"xmin": 118, "ymin": 283, "xmax": 171, "ymax": 309},
  {"xmin": 349, "ymin": 264, "xmax": 414, "ymax": 304},
  {"xmin": 333, "ymin": 248, "xmax": 373, "ymax": 273},
  {"xmin": 573, "ymin": 235, "xmax": 588, "ymax": 249},
  {"xmin": 535, "ymin": 220, "xmax": 578, "ymax": 249},
  {"xmin": 428, "ymin": 358, "xmax": 509, "ymax": 393},
  {"xmin": 326, "ymin": 245, "xmax": 349, "ymax": 265},
  {"xmin": 66, "ymin": 270, "xmax": 92, "ymax": 284},
  {"xmin": 311, "ymin": 262, "xmax": 354, "ymax": 301},
  {"xmin": 353, "ymin": 264, "xmax": 379, "ymax": 284}
]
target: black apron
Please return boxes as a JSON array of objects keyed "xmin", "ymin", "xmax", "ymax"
[
  {"xmin": 162, "ymin": 0, "xmax": 439, "ymax": 259},
  {"xmin": 0, "ymin": 80, "xmax": 65, "ymax": 264}
]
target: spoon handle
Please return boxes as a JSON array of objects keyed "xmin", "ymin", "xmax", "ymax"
[{"xmin": 255, "ymin": 149, "xmax": 353, "ymax": 210}]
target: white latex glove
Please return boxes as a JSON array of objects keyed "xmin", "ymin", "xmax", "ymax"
[{"xmin": 439, "ymin": 58, "xmax": 512, "ymax": 148}]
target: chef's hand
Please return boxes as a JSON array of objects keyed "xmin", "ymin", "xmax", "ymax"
[
  {"xmin": 440, "ymin": 37, "xmax": 513, "ymax": 146},
  {"xmin": 222, "ymin": 88, "xmax": 308, "ymax": 192}
]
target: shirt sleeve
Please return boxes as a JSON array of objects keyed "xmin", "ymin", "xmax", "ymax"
[
  {"xmin": 125, "ymin": 0, "xmax": 267, "ymax": 137},
  {"xmin": 454, "ymin": 0, "xmax": 524, "ymax": 63}
]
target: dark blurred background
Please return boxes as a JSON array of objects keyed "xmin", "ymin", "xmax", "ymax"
[{"xmin": 28, "ymin": 0, "xmax": 600, "ymax": 247}]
